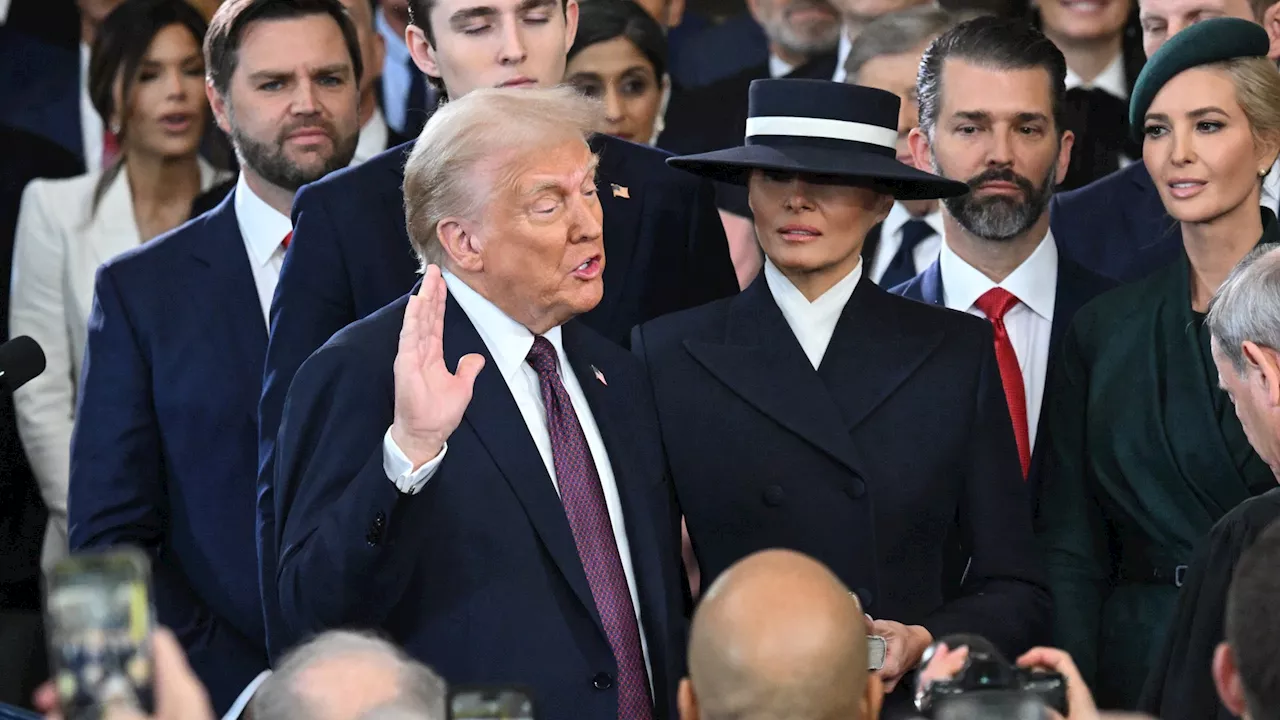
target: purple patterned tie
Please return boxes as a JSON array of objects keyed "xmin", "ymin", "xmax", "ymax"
[{"xmin": 526, "ymin": 336, "xmax": 653, "ymax": 720}]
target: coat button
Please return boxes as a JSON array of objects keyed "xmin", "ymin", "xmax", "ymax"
[
  {"xmin": 856, "ymin": 587, "xmax": 874, "ymax": 610},
  {"xmin": 592, "ymin": 672, "xmax": 614, "ymax": 690},
  {"xmin": 366, "ymin": 511, "xmax": 387, "ymax": 546},
  {"xmin": 762, "ymin": 485, "xmax": 785, "ymax": 507}
]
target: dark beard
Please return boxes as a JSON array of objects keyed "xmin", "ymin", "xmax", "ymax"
[
  {"xmin": 938, "ymin": 162, "xmax": 1057, "ymax": 242},
  {"xmin": 230, "ymin": 116, "xmax": 357, "ymax": 192}
]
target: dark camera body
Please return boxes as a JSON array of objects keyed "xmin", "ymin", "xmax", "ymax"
[{"xmin": 917, "ymin": 652, "xmax": 1068, "ymax": 717}]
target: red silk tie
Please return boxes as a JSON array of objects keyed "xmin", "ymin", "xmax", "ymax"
[
  {"xmin": 526, "ymin": 336, "xmax": 653, "ymax": 720},
  {"xmin": 974, "ymin": 288, "xmax": 1031, "ymax": 478},
  {"xmin": 282, "ymin": 231, "xmax": 292, "ymax": 250}
]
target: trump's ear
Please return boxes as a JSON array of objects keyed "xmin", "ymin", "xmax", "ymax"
[
  {"xmin": 677, "ymin": 678, "xmax": 698, "ymax": 720},
  {"xmin": 436, "ymin": 218, "xmax": 483, "ymax": 273}
]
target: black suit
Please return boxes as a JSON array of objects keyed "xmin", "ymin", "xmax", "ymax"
[
  {"xmin": 256, "ymin": 134, "xmax": 736, "ymax": 661},
  {"xmin": 891, "ymin": 251, "xmax": 1116, "ymax": 509},
  {"xmin": 274, "ymin": 289, "xmax": 688, "ymax": 719},
  {"xmin": 632, "ymin": 276, "xmax": 1050, "ymax": 663}
]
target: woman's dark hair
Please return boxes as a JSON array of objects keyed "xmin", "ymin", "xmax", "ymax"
[
  {"xmin": 87, "ymin": 0, "xmax": 209, "ymax": 211},
  {"xmin": 568, "ymin": 0, "xmax": 668, "ymax": 80}
]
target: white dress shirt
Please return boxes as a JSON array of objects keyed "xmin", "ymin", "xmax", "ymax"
[
  {"xmin": 233, "ymin": 174, "xmax": 291, "ymax": 323},
  {"xmin": 832, "ymin": 30, "xmax": 852, "ymax": 83},
  {"xmin": 869, "ymin": 202, "xmax": 945, "ymax": 284},
  {"xmin": 939, "ymin": 232, "xmax": 1058, "ymax": 448},
  {"xmin": 79, "ymin": 43, "xmax": 105, "ymax": 172},
  {"xmin": 1064, "ymin": 52, "xmax": 1128, "ymax": 100},
  {"xmin": 1263, "ymin": 157, "xmax": 1280, "ymax": 215},
  {"xmin": 353, "ymin": 106, "xmax": 391, "ymax": 165},
  {"xmin": 381, "ymin": 270, "xmax": 653, "ymax": 681},
  {"xmin": 763, "ymin": 257, "xmax": 863, "ymax": 369},
  {"xmin": 769, "ymin": 53, "xmax": 797, "ymax": 78},
  {"xmin": 378, "ymin": 9, "xmax": 413, "ymax": 135}
]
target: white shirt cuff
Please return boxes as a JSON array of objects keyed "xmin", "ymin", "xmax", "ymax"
[{"xmin": 382, "ymin": 428, "xmax": 446, "ymax": 494}]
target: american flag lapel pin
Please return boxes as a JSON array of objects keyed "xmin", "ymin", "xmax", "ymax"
[
  {"xmin": 611, "ymin": 183, "xmax": 630, "ymax": 199},
  {"xmin": 592, "ymin": 365, "xmax": 607, "ymax": 386}
]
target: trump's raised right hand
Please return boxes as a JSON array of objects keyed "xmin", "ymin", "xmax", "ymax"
[{"xmin": 390, "ymin": 265, "xmax": 485, "ymax": 467}]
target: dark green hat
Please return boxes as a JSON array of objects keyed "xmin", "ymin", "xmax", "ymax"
[{"xmin": 1129, "ymin": 17, "xmax": 1270, "ymax": 141}]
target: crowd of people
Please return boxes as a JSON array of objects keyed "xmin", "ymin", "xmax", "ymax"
[{"xmin": 4, "ymin": 0, "xmax": 1280, "ymax": 716}]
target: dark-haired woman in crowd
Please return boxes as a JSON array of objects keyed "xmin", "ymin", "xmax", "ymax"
[
  {"xmin": 1039, "ymin": 18, "xmax": 1280, "ymax": 710},
  {"xmin": 10, "ymin": 0, "xmax": 226, "ymax": 577},
  {"xmin": 566, "ymin": 0, "xmax": 670, "ymax": 145}
]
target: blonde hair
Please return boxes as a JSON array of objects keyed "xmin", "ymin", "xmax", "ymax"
[
  {"xmin": 402, "ymin": 86, "xmax": 604, "ymax": 270},
  {"xmin": 1215, "ymin": 57, "xmax": 1280, "ymax": 162}
]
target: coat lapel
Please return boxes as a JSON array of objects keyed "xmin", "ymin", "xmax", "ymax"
[
  {"xmin": 684, "ymin": 278, "xmax": 864, "ymax": 480},
  {"xmin": 590, "ymin": 135, "xmax": 644, "ymax": 337},
  {"xmin": 561, "ymin": 322, "xmax": 673, "ymax": 700},
  {"xmin": 816, "ymin": 280, "xmax": 945, "ymax": 431},
  {"xmin": 186, "ymin": 192, "xmax": 268, "ymax": 401},
  {"xmin": 442, "ymin": 297, "xmax": 605, "ymax": 637},
  {"xmin": 89, "ymin": 169, "xmax": 143, "ymax": 266}
]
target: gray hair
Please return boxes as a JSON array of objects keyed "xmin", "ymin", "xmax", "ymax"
[
  {"xmin": 402, "ymin": 85, "xmax": 604, "ymax": 270},
  {"xmin": 844, "ymin": 6, "xmax": 978, "ymax": 82},
  {"xmin": 1208, "ymin": 243, "xmax": 1280, "ymax": 374},
  {"xmin": 250, "ymin": 630, "xmax": 447, "ymax": 720}
]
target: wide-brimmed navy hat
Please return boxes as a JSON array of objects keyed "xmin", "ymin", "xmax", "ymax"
[{"xmin": 667, "ymin": 79, "xmax": 969, "ymax": 201}]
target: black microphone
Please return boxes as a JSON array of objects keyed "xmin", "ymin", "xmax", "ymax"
[{"xmin": 0, "ymin": 336, "xmax": 46, "ymax": 392}]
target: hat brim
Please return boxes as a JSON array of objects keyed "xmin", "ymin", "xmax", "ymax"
[{"xmin": 667, "ymin": 143, "xmax": 969, "ymax": 201}]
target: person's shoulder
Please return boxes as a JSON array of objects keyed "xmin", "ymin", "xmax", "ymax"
[
  {"xmin": 296, "ymin": 140, "xmax": 411, "ymax": 202},
  {"xmin": 1211, "ymin": 488, "xmax": 1280, "ymax": 548},
  {"xmin": 100, "ymin": 204, "xmax": 224, "ymax": 285},
  {"xmin": 876, "ymin": 284, "xmax": 990, "ymax": 339},
  {"xmin": 314, "ymin": 291, "xmax": 410, "ymax": 365},
  {"xmin": 1054, "ymin": 161, "xmax": 1150, "ymax": 212},
  {"xmin": 634, "ymin": 293, "xmax": 736, "ymax": 356},
  {"xmin": 595, "ymin": 135, "xmax": 700, "ymax": 188},
  {"xmin": 23, "ymin": 170, "xmax": 97, "ymax": 203},
  {"xmin": 1058, "ymin": 252, "xmax": 1119, "ymax": 299}
]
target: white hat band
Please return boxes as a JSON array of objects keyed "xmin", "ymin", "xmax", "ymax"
[{"xmin": 744, "ymin": 116, "xmax": 898, "ymax": 149}]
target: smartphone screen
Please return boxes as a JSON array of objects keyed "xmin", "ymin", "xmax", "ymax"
[
  {"xmin": 46, "ymin": 548, "xmax": 155, "ymax": 720},
  {"xmin": 448, "ymin": 686, "xmax": 535, "ymax": 720}
]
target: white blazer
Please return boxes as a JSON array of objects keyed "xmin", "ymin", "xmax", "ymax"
[{"xmin": 9, "ymin": 160, "xmax": 224, "ymax": 575}]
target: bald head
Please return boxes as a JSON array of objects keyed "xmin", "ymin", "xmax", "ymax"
[{"xmin": 680, "ymin": 550, "xmax": 878, "ymax": 720}]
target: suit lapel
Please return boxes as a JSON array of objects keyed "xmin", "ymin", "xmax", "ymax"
[
  {"xmin": 89, "ymin": 170, "xmax": 143, "ymax": 266},
  {"xmin": 684, "ymin": 278, "xmax": 863, "ymax": 480},
  {"xmin": 591, "ymin": 135, "xmax": 644, "ymax": 336},
  {"xmin": 917, "ymin": 259, "xmax": 945, "ymax": 306},
  {"xmin": 561, "ymin": 323, "xmax": 673, "ymax": 696},
  {"xmin": 442, "ymin": 298, "xmax": 605, "ymax": 637},
  {"xmin": 187, "ymin": 193, "xmax": 268, "ymax": 402},
  {"xmin": 817, "ymin": 280, "xmax": 945, "ymax": 431}
]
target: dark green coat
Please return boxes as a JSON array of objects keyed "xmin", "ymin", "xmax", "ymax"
[{"xmin": 1038, "ymin": 214, "xmax": 1279, "ymax": 709}]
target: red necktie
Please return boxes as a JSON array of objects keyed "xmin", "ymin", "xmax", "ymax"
[
  {"xmin": 102, "ymin": 129, "xmax": 120, "ymax": 167},
  {"xmin": 526, "ymin": 336, "xmax": 653, "ymax": 720},
  {"xmin": 974, "ymin": 288, "xmax": 1031, "ymax": 478},
  {"xmin": 282, "ymin": 231, "xmax": 292, "ymax": 250}
]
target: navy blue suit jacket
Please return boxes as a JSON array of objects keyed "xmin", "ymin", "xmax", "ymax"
[
  {"xmin": 1049, "ymin": 161, "xmax": 1180, "ymax": 282},
  {"xmin": 0, "ymin": 26, "xmax": 85, "ymax": 162},
  {"xmin": 274, "ymin": 291, "xmax": 688, "ymax": 719},
  {"xmin": 68, "ymin": 194, "xmax": 269, "ymax": 714},
  {"xmin": 256, "ymin": 134, "xmax": 735, "ymax": 660},
  {"xmin": 632, "ymin": 277, "xmax": 1051, "ymax": 661},
  {"xmin": 669, "ymin": 14, "xmax": 768, "ymax": 88},
  {"xmin": 891, "ymin": 250, "xmax": 1115, "ymax": 508}
]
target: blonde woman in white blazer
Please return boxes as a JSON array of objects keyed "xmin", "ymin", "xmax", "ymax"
[{"xmin": 9, "ymin": 0, "xmax": 225, "ymax": 575}]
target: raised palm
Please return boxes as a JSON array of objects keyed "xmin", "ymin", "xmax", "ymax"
[{"xmin": 390, "ymin": 265, "xmax": 485, "ymax": 466}]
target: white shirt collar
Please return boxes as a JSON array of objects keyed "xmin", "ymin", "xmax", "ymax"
[
  {"xmin": 441, "ymin": 269, "xmax": 567, "ymax": 384},
  {"xmin": 832, "ymin": 30, "xmax": 853, "ymax": 82},
  {"xmin": 769, "ymin": 53, "xmax": 797, "ymax": 78},
  {"xmin": 939, "ymin": 230, "xmax": 1058, "ymax": 321},
  {"xmin": 1263, "ymin": 157, "xmax": 1280, "ymax": 212},
  {"xmin": 233, "ymin": 173, "xmax": 292, "ymax": 268},
  {"xmin": 763, "ymin": 257, "xmax": 863, "ymax": 368},
  {"xmin": 353, "ymin": 106, "xmax": 390, "ymax": 166},
  {"xmin": 883, "ymin": 202, "xmax": 944, "ymax": 243},
  {"xmin": 1064, "ymin": 53, "xmax": 1128, "ymax": 100}
]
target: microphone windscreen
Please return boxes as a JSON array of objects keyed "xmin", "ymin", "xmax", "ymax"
[{"xmin": 0, "ymin": 336, "xmax": 46, "ymax": 392}]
